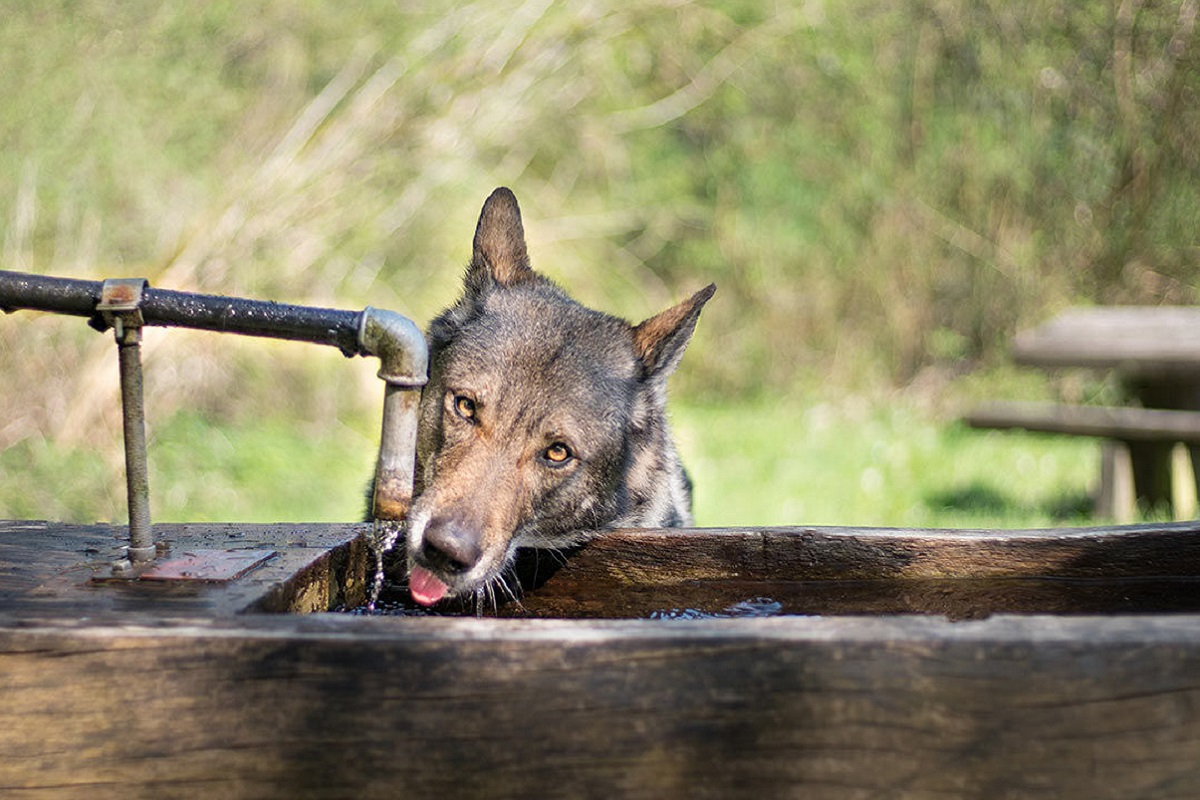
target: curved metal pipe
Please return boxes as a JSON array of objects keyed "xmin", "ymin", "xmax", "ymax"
[{"xmin": 358, "ymin": 307, "xmax": 428, "ymax": 523}]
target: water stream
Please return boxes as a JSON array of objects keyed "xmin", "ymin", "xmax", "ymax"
[{"xmin": 364, "ymin": 519, "xmax": 404, "ymax": 612}]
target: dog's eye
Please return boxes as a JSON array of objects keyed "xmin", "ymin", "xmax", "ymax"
[
  {"xmin": 543, "ymin": 443, "xmax": 573, "ymax": 465},
  {"xmin": 452, "ymin": 394, "xmax": 476, "ymax": 421}
]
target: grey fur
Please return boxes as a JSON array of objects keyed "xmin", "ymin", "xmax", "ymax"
[{"xmin": 402, "ymin": 187, "xmax": 714, "ymax": 603}]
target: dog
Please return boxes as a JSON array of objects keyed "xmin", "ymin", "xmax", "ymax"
[{"xmin": 400, "ymin": 187, "xmax": 714, "ymax": 607}]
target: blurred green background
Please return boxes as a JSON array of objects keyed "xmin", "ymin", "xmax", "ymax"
[{"xmin": 1, "ymin": 0, "xmax": 1196, "ymax": 528}]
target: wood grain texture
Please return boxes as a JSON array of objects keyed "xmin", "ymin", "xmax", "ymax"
[
  {"xmin": 0, "ymin": 520, "xmax": 369, "ymax": 619},
  {"xmin": 6, "ymin": 521, "xmax": 1200, "ymax": 797},
  {"xmin": 2, "ymin": 615, "xmax": 1200, "ymax": 799},
  {"xmin": 542, "ymin": 523, "xmax": 1200, "ymax": 585}
]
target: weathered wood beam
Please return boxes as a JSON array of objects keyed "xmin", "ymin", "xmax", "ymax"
[
  {"xmin": 2, "ymin": 615, "xmax": 1200, "ymax": 799},
  {"xmin": 1013, "ymin": 306, "xmax": 1200, "ymax": 377},
  {"xmin": 966, "ymin": 400, "xmax": 1200, "ymax": 443}
]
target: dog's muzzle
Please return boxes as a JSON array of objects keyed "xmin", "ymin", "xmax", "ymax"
[{"xmin": 405, "ymin": 509, "xmax": 501, "ymax": 606}]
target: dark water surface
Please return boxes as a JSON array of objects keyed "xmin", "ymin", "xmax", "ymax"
[{"xmin": 338, "ymin": 576, "xmax": 1200, "ymax": 620}]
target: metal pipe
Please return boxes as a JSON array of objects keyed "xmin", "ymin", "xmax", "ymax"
[
  {"xmin": 0, "ymin": 270, "xmax": 365, "ymax": 356},
  {"xmin": 116, "ymin": 329, "xmax": 154, "ymax": 562},
  {"xmin": 357, "ymin": 307, "xmax": 428, "ymax": 609},
  {"xmin": 94, "ymin": 278, "xmax": 155, "ymax": 569},
  {"xmin": 1, "ymin": 271, "xmax": 430, "ymax": 582},
  {"xmin": 357, "ymin": 306, "xmax": 428, "ymax": 522},
  {"xmin": 0, "ymin": 271, "xmax": 98, "ymax": 316}
]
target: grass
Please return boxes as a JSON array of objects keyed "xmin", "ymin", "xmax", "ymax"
[
  {"xmin": 0, "ymin": 409, "xmax": 377, "ymax": 524},
  {"xmin": 675, "ymin": 400, "xmax": 1099, "ymax": 530},
  {"xmin": 0, "ymin": 396, "xmax": 1110, "ymax": 531}
]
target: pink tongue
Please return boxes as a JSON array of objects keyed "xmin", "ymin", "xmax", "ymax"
[{"xmin": 409, "ymin": 565, "xmax": 449, "ymax": 607}]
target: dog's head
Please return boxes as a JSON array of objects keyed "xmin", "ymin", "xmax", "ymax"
[{"xmin": 405, "ymin": 188, "xmax": 713, "ymax": 605}]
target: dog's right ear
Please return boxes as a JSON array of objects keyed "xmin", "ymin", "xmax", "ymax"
[
  {"xmin": 632, "ymin": 284, "xmax": 717, "ymax": 384},
  {"xmin": 469, "ymin": 187, "xmax": 533, "ymax": 287}
]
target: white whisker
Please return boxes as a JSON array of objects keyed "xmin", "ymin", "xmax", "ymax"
[{"xmin": 497, "ymin": 567, "xmax": 524, "ymax": 611}]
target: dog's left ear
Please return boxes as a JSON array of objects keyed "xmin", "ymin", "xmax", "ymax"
[
  {"xmin": 470, "ymin": 187, "xmax": 533, "ymax": 287},
  {"xmin": 632, "ymin": 284, "xmax": 716, "ymax": 383}
]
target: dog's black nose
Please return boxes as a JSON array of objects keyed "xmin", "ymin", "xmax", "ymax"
[{"xmin": 421, "ymin": 519, "xmax": 483, "ymax": 574}]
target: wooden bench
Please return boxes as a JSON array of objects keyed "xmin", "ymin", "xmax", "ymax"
[
  {"xmin": 970, "ymin": 307, "xmax": 1200, "ymax": 522},
  {"xmin": 966, "ymin": 400, "xmax": 1200, "ymax": 521}
]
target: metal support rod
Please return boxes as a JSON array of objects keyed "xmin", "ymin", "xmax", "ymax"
[
  {"xmin": 95, "ymin": 278, "xmax": 155, "ymax": 572},
  {"xmin": 115, "ymin": 323, "xmax": 154, "ymax": 562}
]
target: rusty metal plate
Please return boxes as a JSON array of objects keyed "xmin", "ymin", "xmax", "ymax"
[{"xmin": 138, "ymin": 549, "xmax": 277, "ymax": 582}]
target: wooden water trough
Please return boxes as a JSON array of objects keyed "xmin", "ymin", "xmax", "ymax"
[{"xmin": 4, "ymin": 518, "xmax": 1200, "ymax": 799}]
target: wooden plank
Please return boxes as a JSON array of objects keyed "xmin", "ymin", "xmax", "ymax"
[
  {"xmin": 965, "ymin": 400, "xmax": 1200, "ymax": 443},
  {"xmin": 10, "ymin": 521, "xmax": 1200, "ymax": 620},
  {"xmin": 0, "ymin": 521, "xmax": 369, "ymax": 619},
  {"xmin": 1013, "ymin": 306, "xmax": 1200, "ymax": 376},
  {"xmin": 1, "ymin": 615, "xmax": 1200, "ymax": 799},
  {"xmin": 536, "ymin": 523, "xmax": 1200, "ymax": 586},
  {"xmin": 407, "ymin": 524, "xmax": 1200, "ymax": 619},
  {"xmin": 530, "ymin": 526, "xmax": 1200, "ymax": 618}
]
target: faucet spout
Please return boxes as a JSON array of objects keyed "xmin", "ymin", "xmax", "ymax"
[{"xmin": 358, "ymin": 307, "xmax": 428, "ymax": 522}]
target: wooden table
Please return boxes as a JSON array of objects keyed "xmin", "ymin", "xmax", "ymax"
[
  {"xmin": 1013, "ymin": 306, "xmax": 1200, "ymax": 382},
  {"xmin": 1012, "ymin": 306, "xmax": 1200, "ymax": 514}
]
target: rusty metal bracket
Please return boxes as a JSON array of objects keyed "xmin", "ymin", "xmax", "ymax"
[
  {"xmin": 138, "ymin": 549, "xmax": 277, "ymax": 582},
  {"xmin": 94, "ymin": 278, "xmax": 147, "ymax": 340}
]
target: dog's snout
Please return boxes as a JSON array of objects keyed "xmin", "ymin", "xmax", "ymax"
[{"xmin": 421, "ymin": 519, "xmax": 484, "ymax": 574}]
